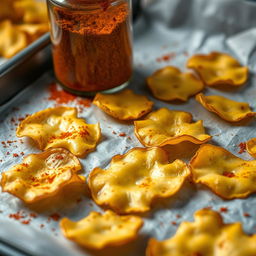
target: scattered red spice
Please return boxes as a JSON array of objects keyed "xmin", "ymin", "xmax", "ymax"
[
  {"xmin": 6, "ymin": 152, "xmax": 10, "ymax": 155},
  {"xmin": 21, "ymin": 152, "xmax": 25, "ymax": 156},
  {"xmin": 48, "ymin": 83, "xmax": 76, "ymax": 104},
  {"xmin": 223, "ymin": 171, "xmax": 235, "ymax": 178},
  {"xmin": 29, "ymin": 213, "xmax": 37, "ymax": 218},
  {"xmin": 176, "ymin": 214, "xmax": 181, "ymax": 218},
  {"xmin": 112, "ymin": 131, "xmax": 117, "ymax": 135},
  {"xmin": 119, "ymin": 132, "xmax": 126, "ymax": 137},
  {"xmin": 9, "ymin": 212, "xmax": 26, "ymax": 220},
  {"xmin": 21, "ymin": 220, "xmax": 31, "ymax": 225},
  {"xmin": 40, "ymin": 224, "xmax": 45, "ymax": 228},
  {"xmin": 171, "ymin": 221, "xmax": 177, "ymax": 226},
  {"xmin": 238, "ymin": 142, "xmax": 246, "ymax": 154},
  {"xmin": 49, "ymin": 213, "xmax": 61, "ymax": 222},
  {"xmin": 77, "ymin": 98, "xmax": 92, "ymax": 108},
  {"xmin": 219, "ymin": 207, "xmax": 228, "ymax": 213},
  {"xmin": 127, "ymin": 136, "xmax": 132, "ymax": 140},
  {"xmin": 156, "ymin": 52, "xmax": 176, "ymax": 62},
  {"xmin": 243, "ymin": 212, "xmax": 251, "ymax": 217},
  {"xmin": 13, "ymin": 153, "xmax": 19, "ymax": 157}
]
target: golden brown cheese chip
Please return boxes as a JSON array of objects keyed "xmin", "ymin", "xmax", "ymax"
[
  {"xmin": 1, "ymin": 148, "xmax": 84, "ymax": 203},
  {"xmin": 246, "ymin": 138, "xmax": 256, "ymax": 158},
  {"xmin": 16, "ymin": 23, "xmax": 49, "ymax": 43},
  {"xmin": 14, "ymin": 0, "xmax": 48, "ymax": 24},
  {"xmin": 16, "ymin": 107, "xmax": 101, "ymax": 157},
  {"xmin": 196, "ymin": 93, "xmax": 256, "ymax": 122},
  {"xmin": 190, "ymin": 144, "xmax": 256, "ymax": 199},
  {"xmin": 147, "ymin": 66, "xmax": 204, "ymax": 101},
  {"xmin": 146, "ymin": 209, "xmax": 256, "ymax": 256},
  {"xmin": 0, "ymin": 20, "xmax": 28, "ymax": 58},
  {"xmin": 93, "ymin": 89, "xmax": 154, "ymax": 120},
  {"xmin": 187, "ymin": 52, "xmax": 248, "ymax": 87},
  {"xmin": 60, "ymin": 210, "xmax": 143, "ymax": 250},
  {"xmin": 88, "ymin": 147, "xmax": 190, "ymax": 214},
  {"xmin": 134, "ymin": 108, "xmax": 211, "ymax": 147}
]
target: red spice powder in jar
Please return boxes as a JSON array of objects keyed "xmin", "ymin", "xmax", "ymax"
[{"xmin": 48, "ymin": 0, "xmax": 133, "ymax": 94}]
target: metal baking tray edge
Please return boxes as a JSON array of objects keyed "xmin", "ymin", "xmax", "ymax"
[{"xmin": 0, "ymin": 33, "xmax": 52, "ymax": 107}]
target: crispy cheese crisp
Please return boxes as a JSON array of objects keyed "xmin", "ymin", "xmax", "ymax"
[
  {"xmin": 187, "ymin": 52, "xmax": 248, "ymax": 87},
  {"xmin": 60, "ymin": 210, "xmax": 143, "ymax": 250},
  {"xmin": 190, "ymin": 144, "xmax": 256, "ymax": 199},
  {"xmin": 246, "ymin": 138, "xmax": 256, "ymax": 158},
  {"xmin": 134, "ymin": 108, "xmax": 211, "ymax": 147},
  {"xmin": 16, "ymin": 107, "xmax": 101, "ymax": 157},
  {"xmin": 0, "ymin": 20, "xmax": 27, "ymax": 58},
  {"xmin": 88, "ymin": 147, "xmax": 190, "ymax": 214},
  {"xmin": 1, "ymin": 148, "xmax": 84, "ymax": 203},
  {"xmin": 146, "ymin": 208, "xmax": 256, "ymax": 256},
  {"xmin": 147, "ymin": 66, "xmax": 204, "ymax": 101},
  {"xmin": 196, "ymin": 93, "xmax": 256, "ymax": 122},
  {"xmin": 93, "ymin": 89, "xmax": 154, "ymax": 120}
]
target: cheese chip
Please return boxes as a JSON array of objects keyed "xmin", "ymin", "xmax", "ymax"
[
  {"xmin": 88, "ymin": 147, "xmax": 190, "ymax": 213},
  {"xmin": 1, "ymin": 148, "xmax": 84, "ymax": 203},
  {"xmin": 146, "ymin": 209, "xmax": 256, "ymax": 256},
  {"xmin": 246, "ymin": 138, "xmax": 256, "ymax": 158},
  {"xmin": 0, "ymin": 20, "xmax": 27, "ymax": 58},
  {"xmin": 147, "ymin": 66, "xmax": 204, "ymax": 101},
  {"xmin": 60, "ymin": 210, "xmax": 143, "ymax": 250},
  {"xmin": 187, "ymin": 52, "xmax": 248, "ymax": 87},
  {"xmin": 190, "ymin": 144, "xmax": 256, "ymax": 199},
  {"xmin": 16, "ymin": 107, "xmax": 101, "ymax": 157},
  {"xmin": 196, "ymin": 93, "xmax": 256, "ymax": 122},
  {"xmin": 93, "ymin": 89, "xmax": 153, "ymax": 120},
  {"xmin": 134, "ymin": 108, "xmax": 211, "ymax": 147}
]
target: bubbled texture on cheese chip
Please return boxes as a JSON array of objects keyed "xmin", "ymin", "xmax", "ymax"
[
  {"xmin": 146, "ymin": 209, "xmax": 256, "ymax": 256},
  {"xmin": 190, "ymin": 144, "xmax": 256, "ymax": 199},
  {"xmin": 88, "ymin": 147, "xmax": 190, "ymax": 214},
  {"xmin": 93, "ymin": 89, "xmax": 154, "ymax": 120},
  {"xmin": 16, "ymin": 107, "xmax": 101, "ymax": 157},
  {"xmin": 246, "ymin": 138, "xmax": 256, "ymax": 158},
  {"xmin": 1, "ymin": 148, "xmax": 84, "ymax": 203},
  {"xmin": 134, "ymin": 108, "xmax": 211, "ymax": 147},
  {"xmin": 187, "ymin": 52, "xmax": 248, "ymax": 87},
  {"xmin": 147, "ymin": 66, "xmax": 204, "ymax": 101},
  {"xmin": 196, "ymin": 93, "xmax": 256, "ymax": 122},
  {"xmin": 60, "ymin": 210, "xmax": 143, "ymax": 250}
]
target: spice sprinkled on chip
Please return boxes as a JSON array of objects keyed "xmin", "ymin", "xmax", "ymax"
[
  {"xmin": 146, "ymin": 208, "xmax": 256, "ymax": 256},
  {"xmin": 196, "ymin": 93, "xmax": 256, "ymax": 122},
  {"xmin": 16, "ymin": 107, "xmax": 101, "ymax": 157},
  {"xmin": 187, "ymin": 52, "xmax": 248, "ymax": 87},
  {"xmin": 1, "ymin": 148, "xmax": 84, "ymax": 203},
  {"xmin": 93, "ymin": 89, "xmax": 153, "ymax": 120},
  {"xmin": 60, "ymin": 210, "xmax": 143, "ymax": 250},
  {"xmin": 88, "ymin": 147, "xmax": 190, "ymax": 213},
  {"xmin": 246, "ymin": 138, "xmax": 256, "ymax": 158},
  {"xmin": 190, "ymin": 144, "xmax": 256, "ymax": 199},
  {"xmin": 147, "ymin": 66, "xmax": 204, "ymax": 101},
  {"xmin": 134, "ymin": 108, "xmax": 211, "ymax": 147}
]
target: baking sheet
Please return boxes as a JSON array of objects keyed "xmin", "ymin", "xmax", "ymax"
[{"xmin": 1, "ymin": 0, "xmax": 256, "ymax": 255}]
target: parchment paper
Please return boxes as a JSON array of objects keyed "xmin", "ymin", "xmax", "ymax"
[{"xmin": 1, "ymin": 0, "xmax": 256, "ymax": 255}]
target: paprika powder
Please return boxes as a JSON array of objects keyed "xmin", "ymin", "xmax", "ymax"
[{"xmin": 47, "ymin": 0, "xmax": 133, "ymax": 95}]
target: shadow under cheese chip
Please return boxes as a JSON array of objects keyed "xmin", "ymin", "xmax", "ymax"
[
  {"xmin": 146, "ymin": 209, "xmax": 256, "ymax": 256},
  {"xmin": 93, "ymin": 89, "xmax": 153, "ymax": 120},
  {"xmin": 16, "ymin": 107, "xmax": 101, "ymax": 157},
  {"xmin": 134, "ymin": 108, "xmax": 211, "ymax": 147},
  {"xmin": 190, "ymin": 144, "xmax": 256, "ymax": 199},
  {"xmin": 196, "ymin": 93, "xmax": 256, "ymax": 122},
  {"xmin": 187, "ymin": 52, "xmax": 248, "ymax": 87},
  {"xmin": 60, "ymin": 210, "xmax": 143, "ymax": 250},
  {"xmin": 147, "ymin": 66, "xmax": 204, "ymax": 102},
  {"xmin": 1, "ymin": 148, "xmax": 84, "ymax": 203},
  {"xmin": 246, "ymin": 138, "xmax": 256, "ymax": 158},
  {"xmin": 88, "ymin": 147, "xmax": 190, "ymax": 214}
]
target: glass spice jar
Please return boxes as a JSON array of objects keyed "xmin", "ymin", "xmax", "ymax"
[{"xmin": 47, "ymin": 0, "xmax": 133, "ymax": 95}]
